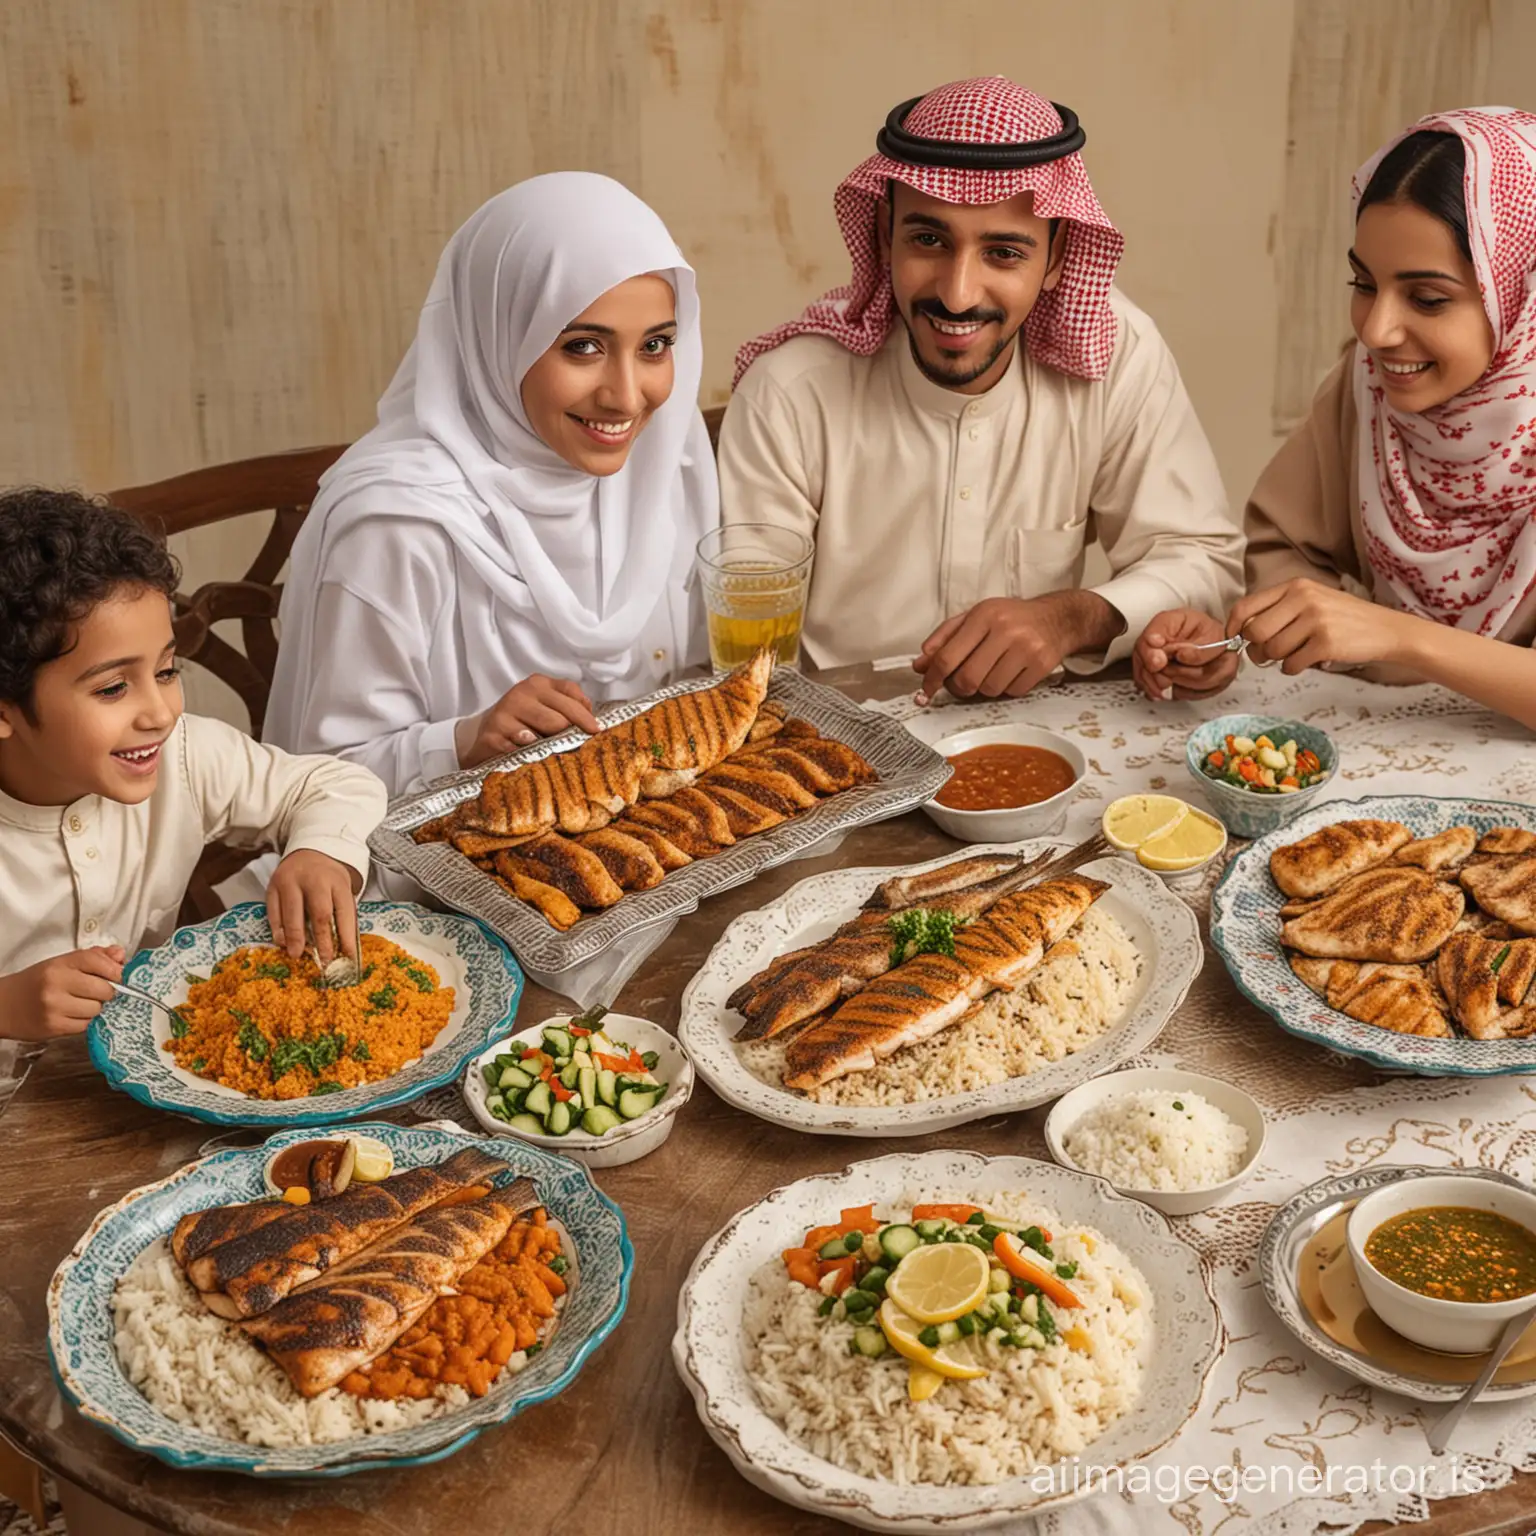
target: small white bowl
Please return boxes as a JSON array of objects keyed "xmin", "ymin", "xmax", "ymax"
[
  {"xmin": 1346, "ymin": 1172, "xmax": 1536, "ymax": 1354},
  {"xmin": 1044, "ymin": 1067, "xmax": 1266, "ymax": 1216},
  {"xmin": 462, "ymin": 1013, "xmax": 693, "ymax": 1169},
  {"xmin": 1104, "ymin": 802, "xmax": 1229, "ymax": 891},
  {"xmin": 921, "ymin": 723, "xmax": 1086, "ymax": 843}
]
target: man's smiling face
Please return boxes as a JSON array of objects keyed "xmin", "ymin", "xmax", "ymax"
[{"xmin": 879, "ymin": 183, "xmax": 1066, "ymax": 395}]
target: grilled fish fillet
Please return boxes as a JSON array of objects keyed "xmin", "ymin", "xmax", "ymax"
[
  {"xmin": 1435, "ymin": 933, "xmax": 1536, "ymax": 1039},
  {"xmin": 1459, "ymin": 854, "xmax": 1536, "ymax": 935},
  {"xmin": 1269, "ymin": 819, "xmax": 1412, "ymax": 899},
  {"xmin": 575, "ymin": 827, "xmax": 667, "ymax": 892},
  {"xmin": 782, "ymin": 875, "xmax": 1108, "ymax": 1090},
  {"xmin": 183, "ymin": 1147, "xmax": 509, "ymax": 1318},
  {"xmin": 1393, "ymin": 825, "xmax": 1476, "ymax": 873},
  {"xmin": 172, "ymin": 1202, "xmax": 294, "ymax": 1270},
  {"xmin": 242, "ymin": 1179, "xmax": 538, "ymax": 1397},
  {"xmin": 1474, "ymin": 826, "xmax": 1536, "ymax": 859},
  {"xmin": 1279, "ymin": 865, "xmax": 1463, "ymax": 961},
  {"xmin": 504, "ymin": 836, "xmax": 625, "ymax": 909},
  {"xmin": 862, "ymin": 855, "xmax": 1032, "ymax": 912},
  {"xmin": 692, "ymin": 782, "xmax": 787, "ymax": 837},
  {"xmin": 1288, "ymin": 956, "xmax": 1452, "ymax": 1037},
  {"xmin": 493, "ymin": 870, "xmax": 581, "ymax": 930}
]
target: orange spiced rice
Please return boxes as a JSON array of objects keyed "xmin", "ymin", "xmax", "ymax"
[{"xmin": 163, "ymin": 935, "xmax": 455, "ymax": 1100}]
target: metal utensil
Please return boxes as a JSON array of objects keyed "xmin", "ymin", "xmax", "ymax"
[
  {"xmin": 308, "ymin": 946, "xmax": 362, "ymax": 989},
  {"xmin": 1164, "ymin": 631, "xmax": 1277, "ymax": 669},
  {"xmin": 1424, "ymin": 1305, "xmax": 1536, "ymax": 1454},
  {"xmin": 109, "ymin": 979, "xmax": 188, "ymax": 1031}
]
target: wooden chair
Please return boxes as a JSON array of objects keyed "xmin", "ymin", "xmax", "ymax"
[
  {"xmin": 703, "ymin": 402, "xmax": 725, "ymax": 451},
  {"xmin": 111, "ymin": 446, "xmax": 348, "ymax": 925}
]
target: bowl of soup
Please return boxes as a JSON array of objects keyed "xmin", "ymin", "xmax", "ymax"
[
  {"xmin": 1345, "ymin": 1172, "xmax": 1536, "ymax": 1354},
  {"xmin": 921, "ymin": 723, "xmax": 1085, "ymax": 843}
]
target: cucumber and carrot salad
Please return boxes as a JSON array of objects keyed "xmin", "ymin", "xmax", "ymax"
[{"xmin": 1203, "ymin": 730, "xmax": 1325, "ymax": 795}]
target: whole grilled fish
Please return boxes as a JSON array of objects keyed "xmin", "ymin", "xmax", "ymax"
[
  {"xmin": 182, "ymin": 1146, "xmax": 508, "ymax": 1318},
  {"xmin": 242, "ymin": 1179, "xmax": 538, "ymax": 1397},
  {"xmin": 861, "ymin": 854, "xmax": 1033, "ymax": 911},
  {"xmin": 782, "ymin": 874, "xmax": 1108, "ymax": 1090}
]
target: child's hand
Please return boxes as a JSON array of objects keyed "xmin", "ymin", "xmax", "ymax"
[
  {"xmin": 0, "ymin": 946, "xmax": 126, "ymax": 1041},
  {"xmin": 1230, "ymin": 579, "xmax": 1409, "ymax": 674},
  {"xmin": 1133, "ymin": 609, "xmax": 1239, "ymax": 701},
  {"xmin": 267, "ymin": 850, "xmax": 362, "ymax": 966}
]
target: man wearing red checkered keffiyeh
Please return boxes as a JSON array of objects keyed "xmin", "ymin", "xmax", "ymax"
[{"xmin": 719, "ymin": 76, "xmax": 1243, "ymax": 700}]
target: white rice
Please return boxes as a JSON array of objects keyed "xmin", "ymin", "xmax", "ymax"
[
  {"xmin": 739, "ymin": 907, "xmax": 1141, "ymax": 1106},
  {"xmin": 110, "ymin": 1237, "xmax": 553, "ymax": 1447},
  {"xmin": 1062, "ymin": 1090, "xmax": 1249, "ymax": 1192},
  {"xmin": 744, "ymin": 1190, "xmax": 1148, "ymax": 1485}
]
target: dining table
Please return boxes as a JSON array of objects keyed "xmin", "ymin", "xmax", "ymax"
[{"xmin": 3, "ymin": 660, "xmax": 1536, "ymax": 1536}]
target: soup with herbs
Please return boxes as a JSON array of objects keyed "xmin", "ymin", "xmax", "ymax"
[
  {"xmin": 935, "ymin": 744, "xmax": 1077, "ymax": 812},
  {"xmin": 1363, "ymin": 1205, "xmax": 1536, "ymax": 1304}
]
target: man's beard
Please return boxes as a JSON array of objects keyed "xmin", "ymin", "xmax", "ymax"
[{"xmin": 900, "ymin": 298, "xmax": 1019, "ymax": 388}]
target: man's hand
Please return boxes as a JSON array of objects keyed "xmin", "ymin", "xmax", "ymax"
[
  {"xmin": 0, "ymin": 946, "xmax": 126, "ymax": 1041},
  {"xmin": 455, "ymin": 675, "xmax": 601, "ymax": 770},
  {"xmin": 1133, "ymin": 609, "xmax": 1240, "ymax": 701},
  {"xmin": 912, "ymin": 592, "xmax": 1123, "ymax": 704},
  {"xmin": 267, "ymin": 850, "xmax": 364, "ymax": 965},
  {"xmin": 1229, "ymin": 579, "xmax": 1411, "ymax": 674}
]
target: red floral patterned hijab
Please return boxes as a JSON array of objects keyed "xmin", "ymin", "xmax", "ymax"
[
  {"xmin": 1353, "ymin": 107, "xmax": 1536, "ymax": 634},
  {"xmin": 733, "ymin": 76, "xmax": 1125, "ymax": 386}
]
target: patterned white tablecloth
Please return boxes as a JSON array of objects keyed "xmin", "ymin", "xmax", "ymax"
[{"xmin": 868, "ymin": 669, "xmax": 1536, "ymax": 1536}]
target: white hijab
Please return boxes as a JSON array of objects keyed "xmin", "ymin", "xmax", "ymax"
[{"xmin": 268, "ymin": 172, "xmax": 714, "ymax": 740}]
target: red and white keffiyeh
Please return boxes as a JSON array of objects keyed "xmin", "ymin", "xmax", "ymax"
[
  {"xmin": 1353, "ymin": 106, "xmax": 1536, "ymax": 634},
  {"xmin": 732, "ymin": 76, "xmax": 1125, "ymax": 386}
]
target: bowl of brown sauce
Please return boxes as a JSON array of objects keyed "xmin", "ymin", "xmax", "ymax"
[
  {"xmin": 922, "ymin": 724, "xmax": 1085, "ymax": 844},
  {"xmin": 1346, "ymin": 1172, "xmax": 1536, "ymax": 1353}
]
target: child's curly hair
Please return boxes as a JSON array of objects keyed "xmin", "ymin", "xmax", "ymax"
[{"xmin": 0, "ymin": 488, "xmax": 180, "ymax": 713}]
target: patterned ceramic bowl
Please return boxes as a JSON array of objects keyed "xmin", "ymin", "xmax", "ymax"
[{"xmin": 1184, "ymin": 714, "xmax": 1338, "ymax": 840}]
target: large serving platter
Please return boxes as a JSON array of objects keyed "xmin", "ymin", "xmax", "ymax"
[
  {"xmin": 672, "ymin": 1149, "xmax": 1221, "ymax": 1531},
  {"xmin": 678, "ymin": 841, "xmax": 1203, "ymax": 1136},
  {"xmin": 47, "ymin": 1122, "xmax": 631, "ymax": 1476},
  {"xmin": 368, "ymin": 668, "xmax": 950, "ymax": 975},
  {"xmin": 89, "ymin": 901, "xmax": 524, "ymax": 1127},
  {"xmin": 1211, "ymin": 794, "xmax": 1536, "ymax": 1076}
]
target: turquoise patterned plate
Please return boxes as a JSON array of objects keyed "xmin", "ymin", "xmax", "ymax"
[
  {"xmin": 47, "ymin": 1122, "xmax": 632, "ymax": 1475},
  {"xmin": 88, "ymin": 902, "xmax": 523, "ymax": 1126},
  {"xmin": 1211, "ymin": 794, "xmax": 1536, "ymax": 1075}
]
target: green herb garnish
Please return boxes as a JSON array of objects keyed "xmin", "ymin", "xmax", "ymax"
[
  {"xmin": 525, "ymin": 1342, "xmax": 543, "ymax": 1358},
  {"xmin": 254, "ymin": 962, "xmax": 291, "ymax": 981},
  {"xmin": 352, "ymin": 1039, "xmax": 371, "ymax": 1061},
  {"xmin": 184, "ymin": 972, "xmax": 208, "ymax": 986},
  {"xmin": 270, "ymin": 1032, "xmax": 345, "ymax": 1080},
  {"xmin": 1492, "ymin": 944, "xmax": 1513, "ymax": 975},
  {"xmin": 312, "ymin": 1081, "xmax": 344, "ymax": 1095},
  {"xmin": 233, "ymin": 1012, "xmax": 268, "ymax": 1062},
  {"xmin": 366, "ymin": 983, "xmax": 398, "ymax": 1013},
  {"xmin": 886, "ymin": 907, "xmax": 968, "ymax": 968},
  {"xmin": 190, "ymin": 1057, "xmax": 206, "ymax": 1072},
  {"xmin": 1034, "ymin": 1301, "xmax": 1059, "ymax": 1344},
  {"xmin": 547, "ymin": 1254, "xmax": 569, "ymax": 1276},
  {"xmin": 1021, "ymin": 1226, "xmax": 1053, "ymax": 1260},
  {"xmin": 169, "ymin": 1009, "xmax": 191, "ymax": 1039},
  {"xmin": 650, "ymin": 743, "xmax": 665, "ymax": 760},
  {"xmin": 387, "ymin": 953, "xmax": 435, "ymax": 993},
  {"xmin": 1055, "ymin": 1261, "xmax": 1079, "ymax": 1280}
]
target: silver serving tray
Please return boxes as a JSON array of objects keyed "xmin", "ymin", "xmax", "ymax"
[
  {"xmin": 1258, "ymin": 1163, "xmax": 1536, "ymax": 1403},
  {"xmin": 368, "ymin": 669, "xmax": 951, "ymax": 974}
]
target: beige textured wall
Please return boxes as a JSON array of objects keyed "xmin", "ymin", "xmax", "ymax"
[{"xmin": 3, "ymin": 0, "xmax": 1532, "ymax": 723}]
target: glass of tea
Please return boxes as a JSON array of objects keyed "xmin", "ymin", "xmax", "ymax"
[{"xmin": 695, "ymin": 524, "xmax": 813, "ymax": 672}]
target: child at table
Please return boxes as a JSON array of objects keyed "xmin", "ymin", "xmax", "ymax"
[
  {"xmin": 0, "ymin": 489, "xmax": 388, "ymax": 1043},
  {"xmin": 1130, "ymin": 108, "xmax": 1536, "ymax": 731}
]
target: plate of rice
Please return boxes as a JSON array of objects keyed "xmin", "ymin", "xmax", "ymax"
[
  {"xmin": 678, "ymin": 843, "xmax": 1202, "ymax": 1136},
  {"xmin": 672, "ymin": 1149, "xmax": 1221, "ymax": 1530},
  {"xmin": 89, "ymin": 901, "xmax": 524, "ymax": 1126},
  {"xmin": 47, "ymin": 1122, "xmax": 632, "ymax": 1476}
]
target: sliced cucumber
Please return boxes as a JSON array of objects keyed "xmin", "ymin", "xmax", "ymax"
[
  {"xmin": 589, "ymin": 1030, "xmax": 618, "ymax": 1056},
  {"xmin": 481, "ymin": 1062, "xmax": 501, "ymax": 1088},
  {"xmin": 878, "ymin": 1224, "xmax": 921, "ymax": 1264},
  {"xmin": 617, "ymin": 1086, "xmax": 662, "ymax": 1120},
  {"xmin": 914, "ymin": 1219, "xmax": 948, "ymax": 1241},
  {"xmin": 935, "ymin": 1321, "xmax": 961, "ymax": 1345},
  {"xmin": 861, "ymin": 1265, "xmax": 890, "ymax": 1293},
  {"xmin": 572, "ymin": 1049, "xmax": 594, "ymax": 1074},
  {"xmin": 523, "ymin": 1080, "xmax": 553, "ymax": 1119},
  {"xmin": 580, "ymin": 1105, "xmax": 622, "ymax": 1136},
  {"xmin": 494, "ymin": 1053, "xmax": 519, "ymax": 1070},
  {"xmin": 498, "ymin": 1065, "xmax": 534, "ymax": 1091},
  {"xmin": 596, "ymin": 1069, "xmax": 617, "ymax": 1107},
  {"xmin": 558, "ymin": 1062, "xmax": 580, "ymax": 1090},
  {"xmin": 541, "ymin": 1026, "xmax": 573, "ymax": 1059},
  {"xmin": 507, "ymin": 1112, "xmax": 546, "ymax": 1136},
  {"xmin": 578, "ymin": 1066, "xmax": 597, "ymax": 1109},
  {"xmin": 546, "ymin": 1100, "xmax": 573, "ymax": 1136},
  {"xmin": 485, "ymin": 1091, "xmax": 505, "ymax": 1114},
  {"xmin": 852, "ymin": 1326, "xmax": 888, "ymax": 1359},
  {"xmin": 818, "ymin": 1236, "xmax": 851, "ymax": 1261}
]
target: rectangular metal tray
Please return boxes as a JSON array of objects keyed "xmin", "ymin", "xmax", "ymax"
[{"xmin": 368, "ymin": 669, "xmax": 951, "ymax": 975}]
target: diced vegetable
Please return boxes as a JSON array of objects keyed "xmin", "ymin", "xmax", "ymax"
[
  {"xmin": 541, "ymin": 1026, "xmax": 573, "ymax": 1058},
  {"xmin": 992, "ymin": 1233, "xmax": 1082, "ymax": 1308},
  {"xmin": 852, "ymin": 1326, "xmax": 888, "ymax": 1359},
  {"xmin": 506, "ymin": 1112, "xmax": 546, "ymax": 1136},
  {"xmin": 546, "ymin": 1100, "xmax": 572, "ymax": 1136},
  {"xmin": 617, "ymin": 1086, "xmax": 662, "ymax": 1120},
  {"xmin": 912, "ymin": 1203, "xmax": 981, "ymax": 1223},
  {"xmin": 580, "ymin": 1105, "xmax": 622, "ymax": 1136},
  {"xmin": 913, "ymin": 1219, "xmax": 948, "ymax": 1241},
  {"xmin": 838, "ymin": 1204, "xmax": 880, "ymax": 1234},
  {"xmin": 596, "ymin": 1069, "xmax": 617, "ymax": 1106},
  {"xmin": 819, "ymin": 1236, "xmax": 852, "ymax": 1261},
  {"xmin": 879, "ymin": 1224, "xmax": 922, "ymax": 1264},
  {"xmin": 498, "ymin": 1064, "xmax": 534, "ymax": 1092}
]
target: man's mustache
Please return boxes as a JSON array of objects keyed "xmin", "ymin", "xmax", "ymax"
[{"xmin": 911, "ymin": 298, "xmax": 1007, "ymax": 326}]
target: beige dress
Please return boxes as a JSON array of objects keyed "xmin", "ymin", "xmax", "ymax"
[{"xmin": 719, "ymin": 288, "xmax": 1243, "ymax": 669}]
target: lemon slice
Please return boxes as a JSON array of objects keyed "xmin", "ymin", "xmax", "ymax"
[
  {"xmin": 348, "ymin": 1136, "xmax": 395, "ymax": 1183},
  {"xmin": 1102, "ymin": 794, "xmax": 1189, "ymax": 851},
  {"xmin": 878, "ymin": 1300, "xmax": 988, "ymax": 1379},
  {"xmin": 1136, "ymin": 808, "xmax": 1226, "ymax": 871},
  {"xmin": 907, "ymin": 1362, "xmax": 945, "ymax": 1401},
  {"xmin": 883, "ymin": 1241, "xmax": 990, "ymax": 1323}
]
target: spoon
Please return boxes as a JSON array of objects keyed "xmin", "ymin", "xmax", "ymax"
[
  {"xmin": 1424, "ymin": 1305, "xmax": 1536, "ymax": 1454},
  {"xmin": 1162, "ymin": 634, "xmax": 1278, "ymax": 669},
  {"xmin": 109, "ymin": 979, "xmax": 189, "ymax": 1033},
  {"xmin": 309, "ymin": 946, "xmax": 363, "ymax": 989}
]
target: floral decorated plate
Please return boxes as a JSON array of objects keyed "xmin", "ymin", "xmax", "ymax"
[
  {"xmin": 47, "ymin": 1122, "xmax": 631, "ymax": 1476},
  {"xmin": 672, "ymin": 1150, "xmax": 1221, "ymax": 1530},
  {"xmin": 678, "ymin": 842, "xmax": 1202, "ymax": 1136},
  {"xmin": 1211, "ymin": 794, "xmax": 1536, "ymax": 1075},
  {"xmin": 88, "ymin": 901, "xmax": 524, "ymax": 1126}
]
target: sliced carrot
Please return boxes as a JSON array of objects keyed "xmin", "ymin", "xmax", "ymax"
[
  {"xmin": 626, "ymin": 1049, "xmax": 646, "ymax": 1073},
  {"xmin": 838, "ymin": 1204, "xmax": 880, "ymax": 1234},
  {"xmin": 782, "ymin": 1246, "xmax": 821, "ymax": 1288},
  {"xmin": 804, "ymin": 1224, "xmax": 843, "ymax": 1250},
  {"xmin": 594, "ymin": 1051, "xmax": 630, "ymax": 1073},
  {"xmin": 911, "ymin": 1203, "xmax": 980, "ymax": 1224},
  {"xmin": 992, "ymin": 1233, "xmax": 1081, "ymax": 1308},
  {"xmin": 569, "ymin": 1025, "xmax": 591, "ymax": 1036},
  {"xmin": 549, "ymin": 1079, "xmax": 573, "ymax": 1102},
  {"xmin": 520, "ymin": 1047, "xmax": 547, "ymax": 1064},
  {"xmin": 818, "ymin": 1255, "xmax": 858, "ymax": 1293}
]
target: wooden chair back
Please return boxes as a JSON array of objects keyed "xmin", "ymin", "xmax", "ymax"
[{"xmin": 703, "ymin": 403, "xmax": 725, "ymax": 451}]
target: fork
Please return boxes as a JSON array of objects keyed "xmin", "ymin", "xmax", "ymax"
[{"xmin": 1160, "ymin": 633, "xmax": 1277, "ymax": 669}]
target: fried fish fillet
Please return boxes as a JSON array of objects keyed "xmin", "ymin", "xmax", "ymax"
[
  {"xmin": 1288, "ymin": 955, "xmax": 1452, "ymax": 1038},
  {"xmin": 1392, "ymin": 825, "xmax": 1476, "ymax": 873},
  {"xmin": 1269, "ymin": 819, "xmax": 1413, "ymax": 899},
  {"xmin": 493, "ymin": 870, "xmax": 581, "ymax": 930},
  {"xmin": 505, "ymin": 835, "xmax": 626, "ymax": 909},
  {"xmin": 1435, "ymin": 933, "xmax": 1536, "ymax": 1039},
  {"xmin": 1459, "ymin": 854, "xmax": 1536, "ymax": 935},
  {"xmin": 690, "ymin": 782, "xmax": 787, "ymax": 837},
  {"xmin": 1280, "ymin": 865, "xmax": 1463, "ymax": 961},
  {"xmin": 1474, "ymin": 826, "xmax": 1536, "ymax": 858},
  {"xmin": 574, "ymin": 826, "xmax": 667, "ymax": 892}
]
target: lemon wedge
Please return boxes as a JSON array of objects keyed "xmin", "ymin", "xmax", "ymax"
[
  {"xmin": 907, "ymin": 1362, "xmax": 945, "ymax": 1401},
  {"xmin": 878, "ymin": 1300, "xmax": 988, "ymax": 1379},
  {"xmin": 883, "ymin": 1241, "xmax": 990, "ymax": 1324},
  {"xmin": 1136, "ymin": 808, "xmax": 1226, "ymax": 871},
  {"xmin": 1102, "ymin": 794, "xmax": 1189, "ymax": 851},
  {"xmin": 348, "ymin": 1136, "xmax": 395, "ymax": 1183}
]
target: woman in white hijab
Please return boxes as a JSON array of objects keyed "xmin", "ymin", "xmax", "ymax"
[{"xmin": 265, "ymin": 173, "xmax": 717, "ymax": 796}]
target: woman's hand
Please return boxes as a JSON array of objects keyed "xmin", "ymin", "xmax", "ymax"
[
  {"xmin": 267, "ymin": 850, "xmax": 363, "ymax": 965},
  {"xmin": 454, "ymin": 675, "xmax": 602, "ymax": 769},
  {"xmin": 1229, "ymin": 579, "xmax": 1411, "ymax": 673},
  {"xmin": 1133, "ymin": 610, "xmax": 1239, "ymax": 701},
  {"xmin": 0, "ymin": 946, "xmax": 126, "ymax": 1041}
]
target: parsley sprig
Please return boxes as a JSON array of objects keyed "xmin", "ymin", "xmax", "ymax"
[{"xmin": 886, "ymin": 907, "xmax": 969, "ymax": 968}]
